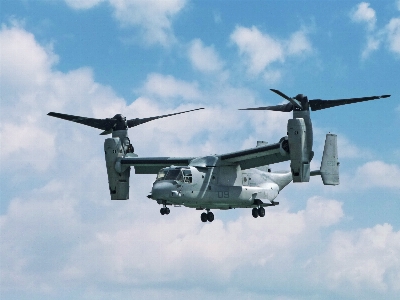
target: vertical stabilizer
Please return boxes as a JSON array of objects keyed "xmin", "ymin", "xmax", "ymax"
[{"xmin": 319, "ymin": 133, "xmax": 339, "ymax": 185}]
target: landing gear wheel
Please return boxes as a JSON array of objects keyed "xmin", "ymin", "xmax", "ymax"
[
  {"xmin": 160, "ymin": 207, "xmax": 170, "ymax": 215},
  {"xmin": 258, "ymin": 207, "xmax": 265, "ymax": 217},
  {"xmin": 201, "ymin": 212, "xmax": 208, "ymax": 222},
  {"xmin": 252, "ymin": 207, "xmax": 259, "ymax": 218},
  {"xmin": 207, "ymin": 211, "xmax": 214, "ymax": 222}
]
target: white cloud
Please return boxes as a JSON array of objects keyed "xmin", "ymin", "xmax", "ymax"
[
  {"xmin": 353, "ymin": 161, "xmax": 400, "ymax": 189},
  {"xmin": 63, "ymin": 0, "xmax": 187, "ymax": 46},
  {"xmin": 230, "ymin": 26, "xmax": 284, "ymax": 76},
  {"xmin": 286, "ymin": 29, "xmax": 313, "ymax": 55},
  {"xmin": 188, "ymin": 39, "xmax": 224, "ymax": 73},
  {"xmin": 0, "ymin": 123, "xmax": 55, "ymax": 171},
  {"xmin": 0, "ymin": 24, "xmax": 58, "ymax": 94},
  {"xmin": 350, "ymin": 2, "xmax": 381, "ymax": 59},
  {"xmin": 141, "ymin": 73, "xmax": 201, "ymax": 101},
  {"xmin": 64, "ymin": 0, "xmax": 104, "ymax": 9},
  {"xmin": 350, "ymin": 2, "xmax": 377, "ymax": 31},
  {"xmin": 243, "ymin": 109, "xmax": 290, "ymax": 145},
  {"xmin": 230, "ymin": 26, "xmax": 312, "ymax": 80},
  {"xmin": 350, "ymin": 2, "xmax": 400, "ymax": 58},
  {"xmin": 0, "ymin": 24, "xmax": 125, "ymax": 172},
  {"xmin": 362, "ymin": 35, "xmax": 381, "ymax": 59},
  {"xmin": 119, "ymin": 0, "xmax": 186, "ymax": 46},
  {"xmin": 1, "ymin": 193, "xmax": 347, "ymax": 296},
  {"xmin": 0, "ymin": 25, "xmax": 58, "ymax": 171},
  {"xmin": 304, "ymin": 196, "xmax": 344, "ymax": 227},
  {"xmin": 262, "ymin": 69, "xmax": 282, "ymax": 85},
  {"xmin": 111, "ymin": 0, "xmax": 186, "ymax": 46},
  {"xmin": 336, "ymin": 135, "xmax": 373, "ymax": 159},
  {"xmin": 315, "ymin": 223, "xmax": 400, "ymax": 293},
  {"xmin": 385, "ymin": 18, "xmax": 400, "ymax": 55}
]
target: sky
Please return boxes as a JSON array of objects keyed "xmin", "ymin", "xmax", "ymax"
[{"xmin": 1, "ymin": 0, "xmax": 400, "ymax": 299}]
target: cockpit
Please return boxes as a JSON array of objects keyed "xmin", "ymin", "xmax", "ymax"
[{"xmin": 156, "ymin": 167, "xmax": 192, "ymax": 183}]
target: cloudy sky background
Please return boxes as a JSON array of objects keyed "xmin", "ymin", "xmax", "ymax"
[{"xmin": 1, "ymin": 0, "xmax": 400, "ymax": 299}]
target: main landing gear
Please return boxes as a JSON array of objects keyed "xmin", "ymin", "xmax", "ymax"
[
  {"xmin": 252, "ymin": 200, "xmax": 279, "ymax": 218},
  {"xmin": 252, "ymin": 207, "xmax": 265, "ymax": 218},
  {"xmin": 201, "ymin": 210, "xmax": 214, "ymax": 222}
]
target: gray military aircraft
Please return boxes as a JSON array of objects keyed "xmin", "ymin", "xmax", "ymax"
[{"xmin": 48, "ymin": 89, "xmax": 390, "ymax": 222}]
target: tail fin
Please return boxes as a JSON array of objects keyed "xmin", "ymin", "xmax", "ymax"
[{"xmin": 311, "ymin": 134, "xmax": 340, "ymax": 185}]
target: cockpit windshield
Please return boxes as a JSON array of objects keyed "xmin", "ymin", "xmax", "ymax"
[
  {"xmin": 164, "ymin": 169, "xmax": 182, "ymax": 180},
  {"xmin": 156, "ymin": 167, "xmax": 192, "ymax": 183}
]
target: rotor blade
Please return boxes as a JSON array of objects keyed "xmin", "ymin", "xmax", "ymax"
[
  {"xmin": 47, "ymin": 112, "xmax": 115, "ymax": 130},
  {"xmin": 309, "ymin": 95, "xmax": 391, "ymax": 111},
  {"xmin": 270, "ymin": 89, "xmax": 292, "ymax": 101},
  {"xmin": 270, "ymin": 89, "xmax": 302, "ymax": 109},
  {"xmin": 239, "ymin": 103, "xmax": 293, "ymax": 112},
  {"xmin": 100, "ymin": 129, "xmax": 114, "ymax": 135},
  {"xmin": 127, "ymin": 108, "xmax": 204, "ymax": 128}
]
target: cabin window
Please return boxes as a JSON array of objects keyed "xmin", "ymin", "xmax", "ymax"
[{"xmin": 182, "ymin": 169, "xmax": 192, "ymax": 183}]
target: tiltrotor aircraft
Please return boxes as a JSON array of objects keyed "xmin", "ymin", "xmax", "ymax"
[{"xmin": 48, "ymin": 89, "xmax": 390, "ymax": 222}]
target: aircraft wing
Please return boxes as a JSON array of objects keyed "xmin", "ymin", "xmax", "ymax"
[
  {"xmin": 120, "ymin": 157, "xmax": 195, "ymax": 174},
  {"xmin": 120, "ymin": 137, "xmax": 289, "ymax": 173},
  {"xmin": 219, "ymin": 141, "xmax": 289, "ymax": 169}
]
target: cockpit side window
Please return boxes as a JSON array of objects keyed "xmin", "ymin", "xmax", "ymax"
[
  {"xmin": 156, "ymin": 169, "xmax": 166, "ymax": 181},
  {"xmin": 159, "ymin": 168, "xmax": 192, "ymax": 182}
]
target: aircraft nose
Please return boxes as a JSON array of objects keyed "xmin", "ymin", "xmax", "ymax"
[{"xmin": 151, "ymin": 181, "xmax": 175, "ymax": 200}]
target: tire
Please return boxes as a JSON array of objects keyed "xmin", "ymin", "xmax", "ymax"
[
  {"xmin": 207, "ymin": 212, "xmax": 214, "ymax": 222},
  {"xmin": 252, "ymin": 207, "xmax": 258, "ymax": 218},
  {"xmin": 165, "ymin": 207, "xmax": 170, "ymax": 215},
  {"xmin": 258, "ymin": 207, "xmax": 265, "ymax": 217},
  {"xmin": 201, "ymin": 212, "xmax": 208, "ymax": 222},
  {"xmin": 160, "ymin": 208, "xmax": 165, "ymax": 215}
]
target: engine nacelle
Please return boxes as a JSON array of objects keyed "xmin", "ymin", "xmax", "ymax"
[
  {"xmin": 279, "ymin": 136, "xmax": 290, "ymax": 156},
  {"xmin": 104, "ymin": 137, "xmax": 130, "ymax": 200},
  {"xmin": 287, "ymin": 118, "xmax": 310, "ymax": 182}
]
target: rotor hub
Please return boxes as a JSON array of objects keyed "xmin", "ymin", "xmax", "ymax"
[{"xmin": 113, "ymin": 114, "xmax": 128, "ymax": 130}]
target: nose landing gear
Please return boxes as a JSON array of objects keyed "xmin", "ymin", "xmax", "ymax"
[
  {"xmin": 160, "ymin": 207, "xmax": 170, "ymax": 215},
  {"xmin": 160, "ymin": 201, "xmax": 170, "ymax": 215},
  {"xmin": 201, "ymin": 210, "xmax": 214, "ymax": 222}
]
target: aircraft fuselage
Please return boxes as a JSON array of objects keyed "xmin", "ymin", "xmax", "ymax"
[{"xmin": 150, "ymin": 165, "xmax": 292, "ymax": 210}]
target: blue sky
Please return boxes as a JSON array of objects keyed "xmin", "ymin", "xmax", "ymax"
[{"xmin": 1, "ymin": 0, "xmax": 400, "ymax": 299}]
